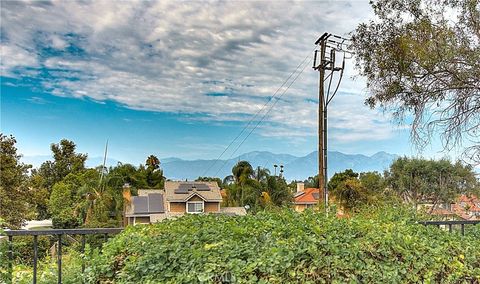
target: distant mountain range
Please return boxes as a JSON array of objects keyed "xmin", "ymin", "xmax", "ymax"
[
  {"xmin": 160, "ymin": 151, "xmax": 398, "ymax": 181},
  {"xmin": 22, "ymin": 151, "xmax": 398, "ymax": 181}
]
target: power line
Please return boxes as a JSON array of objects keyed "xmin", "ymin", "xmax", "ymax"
[
  {"xmin": 213, "ymin": 57, "xmax": 312, "ymax": 177},
  {"xmin": 201, "ymin": 49, "xmax": 314, "ymax": 177}
]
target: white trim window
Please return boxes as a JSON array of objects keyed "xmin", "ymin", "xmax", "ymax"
[{"xmin": 187, "ymin": 201, "xmax": 204, "ymax": 214}]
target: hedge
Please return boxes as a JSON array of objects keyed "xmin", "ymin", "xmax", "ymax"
[{"xmin": 81, "ymin": 207, "xmax": 480, "ymax": 283}]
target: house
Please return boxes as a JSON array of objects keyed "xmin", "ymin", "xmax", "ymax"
[
  {"xmin": 124, "ymin": 181, "xmax": 246, "ymax": 225},
  {"xmin": 426, "ymin": 194, "xmax": 480, "ymax": 221},
  {"xmin": 451, "ymin": 194, "xmax": 480, "ymax": 220},
  {"xmin": 293, "ymin": 183, "xmax": 323, "ymax": 212}
]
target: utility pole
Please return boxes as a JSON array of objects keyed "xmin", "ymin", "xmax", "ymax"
[
  {"xmin": 316, "ymin": 34, "xmax": 327, "ymax": 210},
  {"xmin": 313, "ymin": 32, "xmax": 351, "ymax": 211}
]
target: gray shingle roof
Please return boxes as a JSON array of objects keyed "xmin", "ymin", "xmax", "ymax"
[{"xmin": 165, "ymin": 181, "xmax": 222, "ymax": 202}]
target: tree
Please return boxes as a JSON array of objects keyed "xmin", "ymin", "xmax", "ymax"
[
  {"xmin": 50, "ymin": 139, "xmax": 88, "ymax": 182},
  {"xmin": 328, "ymin": 169, "xmax": 359, "ymax": 192},
  {"xmin": 265, "ymin": 175, "xmax": 292, "ymax": 207},
  {"xmin": 232, "ymin": 161, "xmax": 254, "ymax": 186},
  {"xmin": 304, "ymin": 175, "xmax": 319, "ymax": 188},
  {"xmin": 106, "ymin": 163, "xmax": 147, "ymax": 189},
  {"xmin": 253, "ymin": 166, "xmax": 270, "ymax": 183},
  {"xmin": 359, "ymin": 172, "xmax": 385, "ymax": 193},
  {"xmin": 328, "ymin": 170, "xmax": 392, "ymax": 211},
  {"xmin": 386, "ymin": 157, "xmax": 478, "ymax": 210},
  {"xmin": 29, "ymin": 139, "xmax": 87, "ymax": 220},
  {"xmin": 49, "ymin": 181, "xmax": 81, "ymax": 228},
  {"xmin": 333, "ymin": 178, "xmax": 369, "ymax": 212},
  {"xmin": 48, "ymin": 168, "xmax": 119, "ymax": 228},
  {"xmin": 196, "ymin": 176, "xmax": 223, "ymax": 188},
  {"xmin": 145, "ymin": 155, "xmax": 160, "ymax": 170},
  {"xmin": 0, "ymin": 134, "xmax": 32, "ymax": 228},
  {"xmin": 352, "ymin": 0, "xmax": 480, "ymax": 165}
]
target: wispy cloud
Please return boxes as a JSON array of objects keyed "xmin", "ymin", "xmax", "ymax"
[
  {"xmin": 0, "ymin": 0, "xmax": 396, "ymax": 143},
  {"xmin": 26, "ymin": 96, "xmax": 49, "ymax": 105}
]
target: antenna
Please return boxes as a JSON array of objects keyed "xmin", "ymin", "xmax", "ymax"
[{"xmin": 99, "ymin": 139, "xmax": 108, "ymax": 187}]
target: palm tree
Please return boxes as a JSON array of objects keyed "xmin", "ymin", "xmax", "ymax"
[
  {"xmin": 223, "ymin": 175, "xmax": 235, "ymax": 185},
  {"xmin": 232, "ymin": 161, "xmax": 254, "ymax": 186},
  {"xmin": 254, "ymin": 166, "xmax": 270, "ymax": 182},
  {"xmin": 231, "ymin": 161, "xmax": 254, "ymax": 205},
  {"xmin": 145, "ymin": 155, "xmax": 160, "ymax": 170}
]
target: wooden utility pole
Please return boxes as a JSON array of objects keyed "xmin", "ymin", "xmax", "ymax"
[
  {"xmin": 314, "ymin": 32, "xmax": 350, "ymax": 210},
  {"xmin": 315, "ymin": 33, "xmax": 330, "ymax": 210}
]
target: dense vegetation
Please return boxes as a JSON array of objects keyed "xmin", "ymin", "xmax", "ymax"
[
  {"xmin": 4, "ymin": 207, "xmax": 479, "ymax": 283},
  {"xmin": 0, "ymin": 135, "xmax": 166, "ymax": 229},
  {"xmin": 2, "ymin": 134, "xmax": 479, "ymax": 229},
  {"xmin": 2, "ymin": 135, "xmax": 479, "ymax": 283}
]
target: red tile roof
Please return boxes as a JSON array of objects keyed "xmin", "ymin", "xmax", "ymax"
[
  {"xmin": 430, "ymin": 194, "xmax": 480, "ymax": 220},
  {"xmin": 294, "ymin": 188, "xmax": 323, "ymax": 204}
]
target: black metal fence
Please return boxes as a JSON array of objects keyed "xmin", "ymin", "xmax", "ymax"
[
  {"xmin": 3, "ymin": 228, "xmax": 123, "ymax": 284},
  {"xmin": 419, "ymin": 220, "xmax": 480, "ymax": 235}
]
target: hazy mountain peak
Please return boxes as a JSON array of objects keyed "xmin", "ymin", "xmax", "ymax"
[{"xmin": 22, "ymin": 150, "xmax": 398, "ymax": 181}]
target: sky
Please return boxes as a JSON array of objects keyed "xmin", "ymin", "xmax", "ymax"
[{"xmin": 0, "ymin": 0, "xmax": 455, "ymax": 165}]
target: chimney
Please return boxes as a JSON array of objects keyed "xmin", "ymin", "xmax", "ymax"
[{"xmin": 296, "ymin": 182, "xmax": 305, "ymax": 193}]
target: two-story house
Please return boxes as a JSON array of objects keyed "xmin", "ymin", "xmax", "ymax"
[{"xmin": 124, "ymin": 181, "xmax": 245, "ymax": 225}]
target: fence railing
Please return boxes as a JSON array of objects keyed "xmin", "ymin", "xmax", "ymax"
[
  {"xmin": 419, "ymin": 220, "xmax": 480, "ymax": 235},
  {"xmin": 3, "ymin": 228, "xmax": 123, "ymax": 284}
]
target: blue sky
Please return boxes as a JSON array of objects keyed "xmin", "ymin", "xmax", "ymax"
[{"xmin": 0, "ymin": 1, "xmax": 453, "ymax": 165}]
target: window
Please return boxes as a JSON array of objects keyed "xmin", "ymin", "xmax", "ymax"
[{"xmin": 187, "ymin": 201, "xmax": 204, "ymax": 214}]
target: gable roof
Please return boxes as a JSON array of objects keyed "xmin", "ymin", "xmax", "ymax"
[
  {"xmin": 294, "ymin": 188, "xmax": 323, "ymax": 204},
  {"xmin": 164, "ymin": 181, "xmax": 223, "ymax": 202},
  {"xmin": 185, "ymin": 191, "xmax": 207, "ymax": 202}
]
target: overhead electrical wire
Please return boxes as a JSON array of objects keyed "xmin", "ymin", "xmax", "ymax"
[
  {"xmin": 213, "ymin": 57, "xmax": 312, "ymax": 177},
  {"xmin": 201, "ymin": 48, "xmax": 315, "ymax": 177}
]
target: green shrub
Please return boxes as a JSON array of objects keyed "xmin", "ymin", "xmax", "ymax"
[
  {"xmin": 11, "ymin": 248, "xmax": 85, "ymax": 284},
  {"xmin": 82, "ymin": 207, "xmax": 480, "ymax": 283},
  {"xmin": 10, "ymin": 236, "xmax": 52, "ymax": 266}
]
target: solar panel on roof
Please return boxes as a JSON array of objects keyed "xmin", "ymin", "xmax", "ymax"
[
  {"xmin": 179, "ymin": 183, "xmax": 197, "ymax": 191},
  {"xmin": 194, "ymin": 183, "xmax": 211, "ymax": 191},
  {"xmin": 174, "ymin": 188, "xmax": 189, "ymax": 194},
  {"xmin": 312, "ymin": 192, "xmax": 320, "ymax": 200},
  {"xmin": 132, "ymin": 196, "xmax": 149, "ymax": 214},
  {"xmin": 148, "ymin": 193, "xmax": 164, "ymax": 213}
]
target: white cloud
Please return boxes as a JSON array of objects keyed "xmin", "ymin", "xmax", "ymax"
[
  {"xmin": 0, "ymin": 44, "xmax": 39, "ymax": 76},
  {"xmin": 0, "ymin": 0, "xmax": 396, "ymax": 143}
]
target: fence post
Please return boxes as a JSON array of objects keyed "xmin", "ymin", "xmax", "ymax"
[
  {"xmin": 33, "ymin": 235, "xmax": 38, "ymax": 284},
  {"xmin": 81, "ymin": 234, "xmax": 86, "ymax": 273},
  {"xmin": 57, "ymin": 234, "xmax": 62, "ymax": 284},
  {"xmin": 4, "ymin": 228, "xmax": 123, "ymax": 283},
  {"xmin": 8, "ymin": 235, "xmax": 13, "ymax": 284}
]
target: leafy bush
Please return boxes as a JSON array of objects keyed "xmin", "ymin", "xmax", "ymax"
[
  {"xmin": 9, "ymin": 236, "xmax": 52, "ymax": 266},
  {"xmin": 11, "ymin": 248, "xmax": 85, "ymax": 284},
  {"xmin": 83, "ymin": 207, "xmax": 480, "ymax": 283}
]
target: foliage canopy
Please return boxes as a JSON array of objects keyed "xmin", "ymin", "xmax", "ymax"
[{"xmin": 352, "ymin": 0, "xmax": 480, "ymax": 165}]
